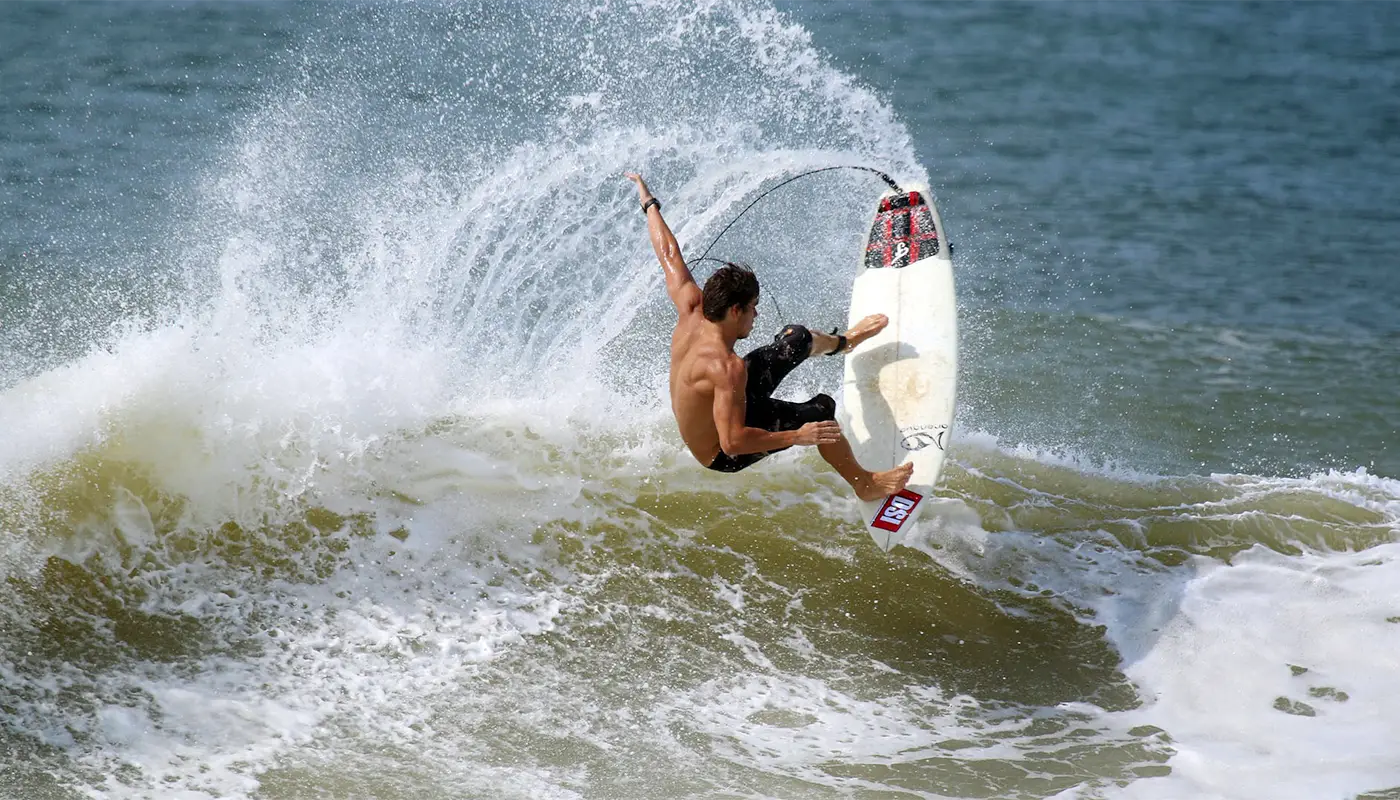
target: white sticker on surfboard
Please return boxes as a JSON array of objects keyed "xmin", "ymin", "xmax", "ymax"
[{"xmin": 839, "ymin": 185, "xmax": 957, "ymax": 552}]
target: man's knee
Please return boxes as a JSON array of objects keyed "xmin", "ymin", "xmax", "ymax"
[
  {"xmin": 810, "ymin": 392, "xmax": 836, "ymax": 421},
  {"xmin": 775, "ymin": 324, "xmax": 813, "ymax": 358}
]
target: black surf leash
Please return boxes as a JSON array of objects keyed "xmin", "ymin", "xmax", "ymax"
[{"xmin": 685, "ymin": 165, "xmax": 904, "ymax": 323}]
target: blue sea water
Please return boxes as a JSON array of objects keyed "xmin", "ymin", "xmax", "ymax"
[{"xmin": 1, "ymin": 2, "xmax": 1398, "ymax": 798}]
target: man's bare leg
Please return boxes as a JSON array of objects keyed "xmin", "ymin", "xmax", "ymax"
[
  {"xmin": 810, "ymin": 313, "xmax": 912, "ymax": 500},
  {"xmin": 818, "ymin": 437, "xmax": 914, "ymax": 502},
  {"xmin": 811, "ymin": 313, "xmax": 888, "ymax": 356}
]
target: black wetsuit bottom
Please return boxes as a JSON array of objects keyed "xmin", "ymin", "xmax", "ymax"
[{"xmin": 708, "ymin": 324, "xmax": 837, "ymax": 473}]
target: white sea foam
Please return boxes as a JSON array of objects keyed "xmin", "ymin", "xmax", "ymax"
[
  {"xmin": 928, "ymin": 469, "xmax": 1400, "ymax": 800},
  {"xmin": 1108, "ymin": 544, "xmax": 1400, "ymax": 800},
  {"xmin": 896, "ymin": 432, "xmax": 1400, "ymax": 799}
]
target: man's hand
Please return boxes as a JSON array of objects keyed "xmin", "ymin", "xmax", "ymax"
[
  {"xmin": 792, "ymin": 420, "xmax": 842, "ymax": 446},
  {"xmin": 625, "ymin": 172, "xmax": 653, "ymax": 205}
]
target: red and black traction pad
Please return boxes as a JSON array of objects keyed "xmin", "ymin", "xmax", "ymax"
[{"xmin": 864, "ymin": 191, "xmax": 940, "ymax": 269}]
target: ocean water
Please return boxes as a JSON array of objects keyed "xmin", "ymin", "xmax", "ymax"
[{"xmin": 1, "ymin": 2, "xmax": 1397, "ymax": 798}]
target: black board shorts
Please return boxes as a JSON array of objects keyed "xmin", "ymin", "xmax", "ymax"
[{"xmin": 708, "ymin": 324, "xmax": 837, "ymax": 474}]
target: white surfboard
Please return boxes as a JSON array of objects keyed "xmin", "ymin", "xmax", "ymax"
[{"xmin": 838, "ymin": 184, "xmax": 957, "ymax": 551}]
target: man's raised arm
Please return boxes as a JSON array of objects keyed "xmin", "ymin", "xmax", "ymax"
[{"xmin": 626, "ymin": 172, "xmax": 701, "ymax": 314}]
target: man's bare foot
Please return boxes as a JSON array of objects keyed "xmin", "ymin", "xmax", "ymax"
[
  {"xmin": 843, "ymin": 313, "xmax": 889, "ymax": 352},
  {"xmin": 854, "ymin": 462, "xmax": 914, "ymax": 502}
]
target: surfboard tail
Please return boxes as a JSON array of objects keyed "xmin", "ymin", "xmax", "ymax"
[{"xmin": 865, "ymin": 488, "xmax": 925, "ymax": 552}]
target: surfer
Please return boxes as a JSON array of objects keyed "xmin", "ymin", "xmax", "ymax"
[{"xmin": 626, "ymin": 172, "xmax": 913, "ymax": 501}]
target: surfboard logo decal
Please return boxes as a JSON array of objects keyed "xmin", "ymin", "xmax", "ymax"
[
  {"xmin": 871, "ymin": 489, "xmax": 923, "ymax": 533},
  {"xmin": 899, "ymin": 425, "xmax": 948, "ymax": 451}
]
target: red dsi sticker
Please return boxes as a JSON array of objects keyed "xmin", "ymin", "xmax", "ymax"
[{"xmin": 871, "ymin": 489, "xmax": 923, "ymax": 533}]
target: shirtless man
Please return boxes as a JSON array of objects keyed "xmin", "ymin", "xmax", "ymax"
[{"xmin": 626, "ymin": 172, "xmax": 914, "ymax": 501}]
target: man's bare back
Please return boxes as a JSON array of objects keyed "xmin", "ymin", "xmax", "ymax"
[
  {"xmin": 669, "ymin": 312, "xmax": 743, "ymax": 464},
  {"xmin": 627, "ymin": 172, "xmax": 912, "ymax": 502}
]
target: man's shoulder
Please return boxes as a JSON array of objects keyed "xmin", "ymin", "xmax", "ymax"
[
  {"xmin": 686, "ymin": 339, "xmax": 738, "ymax": 368},
  {"xmin": 673, "ymin": 281, "xmax": 703, "ymax": 314},
  {"xmin": 706, "ymin": 349, "xmax": 745, "ymax": 387},
  {"xmin": 676, "ymin": 332, "xmax": 740, "ymax": 384},
  {"xmin": 673, "ymin": 302, "xmax": 711, "ymax": 332}
]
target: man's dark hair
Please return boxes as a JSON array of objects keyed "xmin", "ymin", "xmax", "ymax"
[{"xmin": 702, "ymin": 262, "xmax": 760, "ymax": 322}]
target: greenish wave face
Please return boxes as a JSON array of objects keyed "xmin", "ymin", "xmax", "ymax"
[{"xmin": 2, "ymin": 411, "xmax": 1393, "ymax": 797}]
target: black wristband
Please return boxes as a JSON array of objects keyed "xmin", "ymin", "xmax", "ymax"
[
  {"xmin": 827, "ymin": 327, "xmax": 847, "ymax": 356},
  {"xmin": 641, "ymin": 197, "xmax": 661, "ymax": 215}
]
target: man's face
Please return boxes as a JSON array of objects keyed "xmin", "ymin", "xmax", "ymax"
[{"xmin": 735, "ymin": 297, "xmax": 759, "ymax": 339}]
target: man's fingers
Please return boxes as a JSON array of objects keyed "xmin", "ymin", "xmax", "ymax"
[
  {"xmin": 795, "ymin": 420, "xmax": 843, "ymax": 445},
  {"xmin": 810, "ymin": 420, "xmax": 842, "ymax": 443}
]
